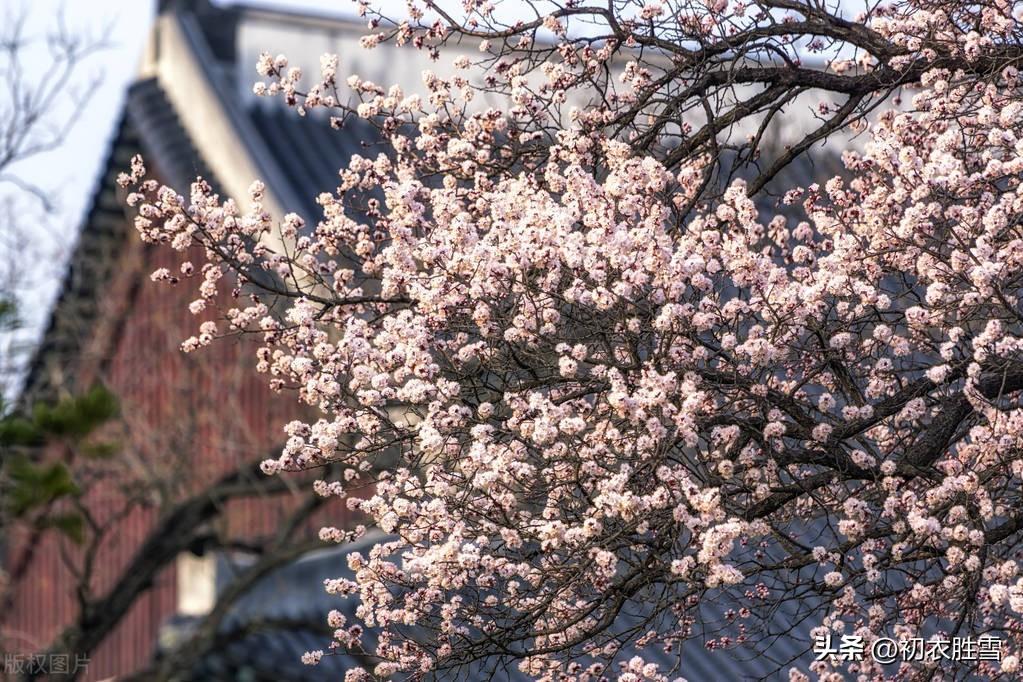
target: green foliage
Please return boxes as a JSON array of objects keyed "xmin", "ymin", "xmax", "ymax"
[
  {"xmin": 6, "ymin": 455, "xmax": 80, "ymax": 517},
  {"xmin": 79, "ymin": 439, "xmax": 120, "ymax": 459},
  {"xmin": 43, "ymin": 512, "xmax": 86, "ymax": 545},
  {"xmin": 0, "ymin": 297, "xmax": 18, "ymax": 332},
  {"xmin": 32, "ymin": 385, "xmax": 119, "ymax": 439},
  {"xmin": 1, "ymin": 385, "xmax": 120, "ymax": 544},
  {"xmin": 0, "ymin": 414, "xmax": 43, "ymax": 446}
]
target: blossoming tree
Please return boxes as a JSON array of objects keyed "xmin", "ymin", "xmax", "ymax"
[{"xmin": 121, "ymin": 0, "xmax": 1023, "ymax": 679}]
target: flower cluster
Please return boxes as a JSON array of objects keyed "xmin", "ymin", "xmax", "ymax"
[{"xmin": 119, "ymin": 1, "xmax": 1023, "ymax": 679}]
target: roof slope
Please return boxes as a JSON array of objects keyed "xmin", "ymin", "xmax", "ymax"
[
  {"xmin": 248, "ymin": 108, "xmax": 381, "ymax": 222},
  {"xmin": 20, "ymin": 78, "xmax": 216, "ymax": 404}
]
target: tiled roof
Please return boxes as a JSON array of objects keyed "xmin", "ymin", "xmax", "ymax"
[
  {"xmin": 20, "ymin": 78, "xmax": 216, "ymax": 404},
  {"xmin": 128, "ymin": 77, "xmax": 220, "ymax": 195},
  {"xmin": 163, "ymin": 533, "xmax": 818, "ymax": 681},
  {"xmin": 18, "ymin": 115, "xmax": 137, "ymax": 405},
  {"xmin": 248, "ymin": 107, "xmax": 382, "ymax": 223}
]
